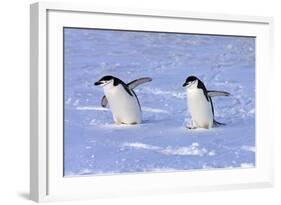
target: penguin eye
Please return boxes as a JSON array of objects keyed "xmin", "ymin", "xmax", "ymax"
[
  {"xmin": 102, "ymin": 80, "xmax": 110, "ymax": 84},
  {"xmin": 187, "ymin": 81, "xmax": 196, "ymax": 86}
]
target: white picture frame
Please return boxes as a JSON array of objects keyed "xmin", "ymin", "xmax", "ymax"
[{"xmin": 30, "ymin": 2, "xmax": 274, "ymax": 202}]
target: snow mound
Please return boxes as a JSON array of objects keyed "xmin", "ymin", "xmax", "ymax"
[
  {"xmin": 123, "ymin": 142, "xmax": 160, "ymax": 150},
  {"xmin": 76, "ymin": 106, "xmax": 109, "ymax": 111},
  {"xmin": 240, "ymin": 163, "xmax": 254, "ymax": 168},
  {"xmin": 142, "ymin": 107, "xmax": 170, "ymax": 114},
  {"xmin": 241, "ymin": 145, "xmax": 256, "ymax": 152}
]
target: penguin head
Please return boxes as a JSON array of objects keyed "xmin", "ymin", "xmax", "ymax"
[
  {"xmin": 94, "ymin": 75, "xmax": 115, "ymax": 88},
  {"xmin": 183, "ymin": 76, "xmax": 199, "ymax": 89},
  {"xmin": 95, "ymin": 75, "xmax": 126, "ymax": 90}
]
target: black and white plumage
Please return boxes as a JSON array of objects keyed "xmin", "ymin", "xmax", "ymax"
[
  {"xmin": 95, "ymin": 75, "xmax": 152, "ymax": 125},
  {"xmin": 182, "ymin": 75, "xmax": 230, "ymax": 129},
  {"xmin": 99, "ymin": 77, "xmax": 152, "ymax": 108}
]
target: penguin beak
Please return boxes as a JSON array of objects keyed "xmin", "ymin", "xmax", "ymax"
[
  {"xmin": 94, "ymin": 81, "xmax": 103, "ymax": 86},
  {"xmin": 182, "ymin": 82, "xmax": 187, "ymax": 87}
]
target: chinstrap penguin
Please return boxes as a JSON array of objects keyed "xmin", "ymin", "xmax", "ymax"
[
  {"xmin": 182, "ymin": 75, "xmax": 230, "ymax": 129},
  {"xmin": 95, "ymin": 75, "xmax": 152, "ymax": 125}
]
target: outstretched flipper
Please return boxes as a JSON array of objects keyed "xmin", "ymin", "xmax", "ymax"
[
  {"xmin": 127, "ymin": 77, "xmax": 152, "ymax": 90},
  {"xmin": 208, "ymin": 90, "xmax": 230, "ymax": 97},
  {"xmin": 100, "ymin": 77, "xmax": 152, "ymax": 108}
]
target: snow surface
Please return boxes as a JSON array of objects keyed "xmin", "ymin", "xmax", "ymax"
[{"xmin": 64, "ymin": 28, "xmax": 255, "ymax": 176}]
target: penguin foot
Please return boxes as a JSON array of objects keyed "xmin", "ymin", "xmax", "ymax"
[{"xmin": 186, "ymin": 125, "xmax": 197, "ymax": 129}]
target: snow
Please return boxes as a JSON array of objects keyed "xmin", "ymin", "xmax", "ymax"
[
  {"xmin": 142, "ymin": 107, "xmax": 170, "ymax": 114},
  {"xmin": 241, "ymin": 145, "xmax": 256, "ymax": 152},
  {"xmin": 64, "ymin": 28, "xmax": 255, "ymax": 176},
  {"xmin": 76, "ymin": 106, "xmax": 109, "ymax": 111},
  {"xmin": 122, "ymin": 142, "xmax": 160, "ymax": 150},
  {"xmin": 160, "ymin": 144, "xmax": 209, "ymax": 157},
  {"xmin": 121, "ymin": 142, "xmax": 215, "ymax": 157},
  {"xmin": 240, "ymin": 163, "xmax": 255, "ymax": 168}
]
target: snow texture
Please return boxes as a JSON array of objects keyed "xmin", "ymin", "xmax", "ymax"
[{"xmin": 64, "ymin": 28, "xmax": 255, "ymax": 176}]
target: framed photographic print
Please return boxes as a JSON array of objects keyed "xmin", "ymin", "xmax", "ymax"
[{"xmin": 30, "ymin": 2, "xmax": 274, "ymax": 202}]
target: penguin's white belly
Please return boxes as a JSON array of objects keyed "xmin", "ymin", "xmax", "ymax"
[
  {"xmin": 187, "ymin": 89, "xmax": 213, "ymax": 128},
  {"xmin": 105, "ymin": 86, "xmax": 141, "ymax": 124}
]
